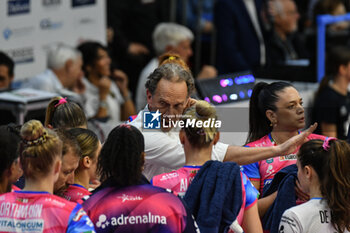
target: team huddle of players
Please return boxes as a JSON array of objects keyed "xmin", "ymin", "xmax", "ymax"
[{"xmin": 0, "ymin": 61, "xmax": 350, "ymax": 233}]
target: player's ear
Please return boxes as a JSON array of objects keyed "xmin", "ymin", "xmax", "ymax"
[
  {"xmin": 213, "ymin": 132, "xmax": 220, "ymax": 145},
  {"xmin": 146, "ymin": 89, "xmax": 152, "ymax": 107},
  {"xmin": 179, "ymin": 130, "xmax": 185, "ymax": 145}
]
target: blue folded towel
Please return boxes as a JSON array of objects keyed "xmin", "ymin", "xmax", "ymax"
[
  {"xmin": 262, "ymin": 164, "xmax": 298, "ymax": 233},
  {"xmin": 184, "ymin": 160, "xmax": 243, "ymax": 233}
]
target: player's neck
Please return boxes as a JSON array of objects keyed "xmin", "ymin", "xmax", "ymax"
[
  {"xmin": 185, "ymin": 145, "xmax": 212, "ymax": 166},
  {"xmin": 309, "ymin": 183, "xmax": 323, "ymax": 199},
  {"xmin": 274, "ymin": 27, "xmax": 287, "ymax": 41},
  {"xmin": 332, "ymin": 77, "xmax": 349, "ymax": 96},
  {"xmin": 74, "ymin": 171, "xmax": 89, "ymax": 190},
  {"xmin": 22, "ymin": 177, "xmax": 54, "ymax": 194},
  {"xmin": 0, "ymin": 180, "xmax": 10, "ymax": 194},
  {"xmin": 270, "ymin": 130, "xmax": 298, "ymax": 145}
]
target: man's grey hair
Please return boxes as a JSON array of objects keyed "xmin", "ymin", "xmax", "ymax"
[
  {"xmin": 145, "ymin": 63, "xmax": 195, "ymax": 96},
  {"xmin": 47, "ymin": 43, "xmax": 81, "ymax": 70},
  {"xmin": 153, "ymin": 23, "xmax": 194, "ymax": 55},
  {"xmin": 271, "ymin": 0, "xmax": 287, "ymax": 18}
]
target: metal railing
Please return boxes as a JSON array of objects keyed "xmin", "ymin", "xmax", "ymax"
[{"xmin": 317, "ymin": 13, "xmax": 350, "ymax": 82}]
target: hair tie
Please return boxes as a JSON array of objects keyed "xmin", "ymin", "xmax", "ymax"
[
  {"xmin": 120, "ymin": 124, "xmax": 132, "ymax": 129},
  {"xmin": 168, "ymin": 56, "xmax": 176, "ymax": 61},
  {"xmin": 322, "ymin": 137, "xmax": 337, "ymax": 151},
  {"xmin": 54, "ymin": 97, "xmax": 67, "ymax": 108},
  {"xmin": 22, "ymin": 132, "xmax": 47, "ymax": 147},
  {"xmin": 195, "ymin": 111, "xmax": 205, "ymax": 119}
]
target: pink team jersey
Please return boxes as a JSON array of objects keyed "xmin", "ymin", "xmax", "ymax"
[
  {"xmin": 242, "ymin": 133, "xmax": 326, "ymax": 193},
  {"xmin": 83, "ymin": 183, "xmax": 199, "ymax": 233},
  {"xmin": 11, "ymin": 185, "xmax": 21, "ymax": 192},
  {"xmin": 0, "ymin": 190, "xmax": 95, "ymax": 233},
  {"xmin": 152, "ymin": 165, "xmax": 258, "ymax": 225},
  {"xmin": 151, "ymin": 166, "xmax": 200, "ymax": 197},
  {"xmin": 63, "ymin": 184, "xmax": 91, "ymax": 204}
]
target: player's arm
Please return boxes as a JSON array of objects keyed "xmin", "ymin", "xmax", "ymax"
[
  {"xmin": 66, "ymin": 205, "xmax": 96, "ymax": 233},
  {"xmin": 224, "ymin": 124, "xmax": 317, "ymax": 165},
  {"xmin": 257, "ymin": 191, "xmax": 278, "ymax": 218},
  {"xmin": 242, "ymin": 202, "xmax": 263, "ymax": 233}
]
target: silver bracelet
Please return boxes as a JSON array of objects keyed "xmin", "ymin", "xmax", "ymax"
[
  {"xmin": 99, "ymin": 100, "xmax": 108, "ymax": 108},
  {"xmin": 123, "ymin": 91, "xmax": 132, "ymax": 102}
]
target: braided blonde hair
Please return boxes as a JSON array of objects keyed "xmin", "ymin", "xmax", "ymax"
[{"xmin": 20, "ymin": 120, "xmax": 62, "ymax": 179}]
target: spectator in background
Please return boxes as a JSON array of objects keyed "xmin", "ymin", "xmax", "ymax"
[
  {"xmin": 176, "ymin": 0, "xmax": 215, "ymax": 66},
  {"xmin": 0, "ymin": 51, "xmax": 15, "ymax": 91},
  {"xmin": 107, "ymin": 0, "xmax": 162, "ymax": 97},
  {"xmin": 0, "ymin": 124, "xmax": 22, "ymax": 194},
  {"xmin": 215, "ymin": 0, "xmax": 267, "ymax": 74},
  {"xmin": 136, "ymin": 22, "xmax": 217, "ymax": 111},
  {"xmin": 313, "ymin": 46, "xmax": 350, "ymax": 139},
  {"xmin": 177, "ymin": 0, "xmax": 214, "ymax": 36},
  {"xmin": 267, "ymin": 0, "xmax": 309, "ymax": 64},
  {"xmin": 293, "ymin": 0, "xmax": 312, "ymax": 31},
  {"xmin": 78, "ymin": 41, "xmax": 136, "ymax": 126},
  {"xmin": 312, "ymin": 0, "xmax": 349, "ymax": 32},
  {"xmin": 0, "ymin": 52, "xmax": 17, "ymax": 125},
  {"xmin": 23, "ymin": 43, "xmax": 84, "ymax": 103}
]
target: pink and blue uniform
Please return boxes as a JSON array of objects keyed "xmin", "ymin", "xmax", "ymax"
[
  {"xmin": 83, "ymin": 182, "xmax": 199, "ymax": 233},
  {"xmin": 0, "ymin": 190, "xmax": 95, "ymax": 233},
  {"xmin": 152, "ymin": 165, "xmax": 258, "ymax": 225},
  {"xmin": 63, "ymin": 184, "xmax": 91, "ymax": 204},
  {"xmin": 11, "ymin": 185, "xmax": 21, "ymax": 192},
  {"xmin": 151, "ymin": 166, "xmax": 201, "ymax": 197},
  {"xmin": 242, "ymin": 133, "xmax": 326, "ymax": 193}
]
